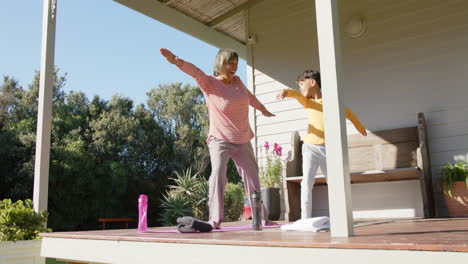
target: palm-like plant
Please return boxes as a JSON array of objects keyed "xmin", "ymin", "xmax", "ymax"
[
  {"xmin": 159, "ymin": 194, "xmax": 192, "ymax": 226},
  {"xmin": 439, "ymin": 161, "xmax": 468, "ymax": 197},
  {"xmin": 169, "ymin": 168, "xmax": 200, "ymax": 197},
  {"xmin": 160, "ymin": 168, "xmax": 209, "ymax": 225},
  {"xmin": 160, "ymin": 168, "xmax": 246, "ymax": 225},
  {"xmin": 192, "ymin": 179, "xmax": 209, "ymax": 219}
]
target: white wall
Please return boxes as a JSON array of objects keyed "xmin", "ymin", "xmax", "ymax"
[
  {"xmin": 0, "ymin": 240, "xmax": 44, "ymax": 264},
  {"xmin": 248, "ymin": 0, "xmax": 468, "ymax": 217},
  {"xmin": 313, "ymin": 181, "xmax": 424, "ymax": 219}
]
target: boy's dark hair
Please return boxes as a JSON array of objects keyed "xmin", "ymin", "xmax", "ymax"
[{"xmin": 297, "ymin": 69, "xmax": 321, "ymax": 88}]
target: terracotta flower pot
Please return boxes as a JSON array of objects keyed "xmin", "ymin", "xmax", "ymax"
[{"xmin": 443, "ymin": 181, "xmax": 468, "ymax": 217}]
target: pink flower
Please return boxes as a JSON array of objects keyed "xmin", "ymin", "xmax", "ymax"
[
  {"xmin": 275, "ymin": 146, "xmax": 283, "ymax": 156},
  {"xmin": 264, "ymin": 141, "xmax": 269, "ymax": 150},
  {"xmin": 273, "ymin": 143, "xmax": 282, "ymax": 155}
]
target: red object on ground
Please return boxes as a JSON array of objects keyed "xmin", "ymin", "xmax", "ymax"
[{"xmin": 243, "ymin": 205, "xmax": 252, "ymax": 220}]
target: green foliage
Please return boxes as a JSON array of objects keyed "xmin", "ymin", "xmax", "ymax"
[
  {"xmin": 0, "ymin": 199, "xmax": 51, "ymax": 241},
  {"xmin": 159, "ymin": 194, "xmax": 193, "ymax": 226},
  {"xmin": 160, "ymin": 170, "xmax": 245, "ymax": 225},
  {"xmin": 192, "ymin": 179, "xmax": 209, "ymax": 219},
  {"xmin": 160, "ymin": 168, "xmax": 209, "ymax": 226},
  {"xmin": 223, "ymin": 183, "xmax": 245, "ymax": 222},
  {"xmin": 46, "ymin": 93, "xmax": 176, "ymax": 230},
  {"xmin": 259, "ymin": 142, "xmax": 283, "ymax": 188},
  {"xmin": 146, "ymin": 83, "xmax": 211, "ymax": 175},
  {"xmin": 0, "ymin": 76, "xmax": 35, "ymax": 201},
  {"xmin": 439, "ymin": 161, "xmax": 468, "ymax": 197},
  {"xmin": 226, "ymin": 160, "xmax": 242, "ymax": 184},
  {"xmin": 170, "ymin": 168, "xmax": 209, "ymax": 219},
  {"xmin": 0, "ymin": 70, "xmax": 178, "ymax": 230}
]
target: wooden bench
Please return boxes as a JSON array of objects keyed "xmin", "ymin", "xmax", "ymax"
[
  {"xmin": 98, "ymin": 218, "xmax": 134, "ymax": 230},
  {"xmin": 282, "ymin": 113, "xmax": 435, "ymax": 221}
]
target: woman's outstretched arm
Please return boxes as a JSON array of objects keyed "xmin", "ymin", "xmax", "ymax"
[
  {"xmin": 160, "ymin": 48, "xmax": 184, "ymax": 67},
  {"xmin": 160, "ymin": 48, "xmax": 212, "ymax": 93}
]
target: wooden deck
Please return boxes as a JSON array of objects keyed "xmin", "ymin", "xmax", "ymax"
[{"xmin": 40, "ymin": 218, "xmax": 468, "ymax": 264}]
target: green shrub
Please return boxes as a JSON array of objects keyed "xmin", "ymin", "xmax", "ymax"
[
  {"xmin": 191, "ymin": 179, "xmax": 209, "ymax": 220},
  {"xmin": 159, "ymin": 194, "xmax": 193, "ymax": 226},
  {"xmin": 223, "ymin": 183, "xmax": 245, "ymax": 222},
  {"xmin": 160, "ymin": 168, "xmax": 245, "ymax": 225},
  {"xmin": 160, "ymin": 168, "xmax": 209, "ymax": 226},
  {"xmin": 0, "ymin": 199, "xmax": 51, "ymax": 241},
  {"xmin": 439, "ymin": 161, "xmax": 468, "ymax": 197}
]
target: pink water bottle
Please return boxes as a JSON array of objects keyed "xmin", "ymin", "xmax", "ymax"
[{"xmin": 138, "ymin": 194, "xmax": 148, "ymax": 232}]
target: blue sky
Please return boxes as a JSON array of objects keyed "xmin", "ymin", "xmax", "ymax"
[{"xmin": 0, "ymin": 1, "xmax": 247, "ymax": 105}]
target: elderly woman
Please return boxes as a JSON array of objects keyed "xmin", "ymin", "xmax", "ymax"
[{"xmin": 160, "ymin": 48, "xmax": 274, "ymax": 228}]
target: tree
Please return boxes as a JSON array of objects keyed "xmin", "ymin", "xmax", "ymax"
[
  {"xmin": 0, "ymin": 76, "xmax": 26, "ymax": 199},
  {"xmin": 0, "ymin": 70, "xmax": 177, "ymax": 230},
  {"xmin": 48, "ymin": 94, "xmax": 176, "ymax": 230},
  {"xmin": 146, "ymin": 82, "xmax": 209, "ymax": 175}
]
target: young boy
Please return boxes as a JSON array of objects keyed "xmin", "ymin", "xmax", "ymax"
[{"xmin": 275, "ymin": 69, "xmax": 367, "ymax": 219}]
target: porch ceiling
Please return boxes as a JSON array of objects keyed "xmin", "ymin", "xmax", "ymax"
[
  {"xmin": 114, "ymin": 0, "xmax": 262, "ymax": 55},
  {"xmin": 162, "ymin": 0, "xmax": 248, "ymax": 42}
]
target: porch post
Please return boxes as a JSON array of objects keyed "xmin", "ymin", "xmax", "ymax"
[
  {"xmin": 33, "ymin": 0, "xmax": 57, "ymax": 214},
  {"xmin": 315, "ymin": 0, "xmax": 354, "ymax": 237},
  {"xmin": 245, "ymin": 9, "xmax": 258, "ymax": 158}
]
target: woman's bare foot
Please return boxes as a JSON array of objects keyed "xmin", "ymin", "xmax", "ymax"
[
  {"xmin": 263, "ymin": 220, "xmax": 278, "ymax": 226},
  {"xmin": 209, "ymin": 220, "xmax": 221, "ymax": 229}
]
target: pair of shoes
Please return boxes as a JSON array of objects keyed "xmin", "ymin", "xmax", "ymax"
[{"xmin": 177, "ymin": 216, "xmax": 213, "ymax": 233}]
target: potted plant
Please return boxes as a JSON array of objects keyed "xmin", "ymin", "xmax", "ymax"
[
  {"xmin": 438, "ymin": 161, "xmax": 468, "ymax": 217},
  {"xmin": 0, "ymin": 199, "xmax": 51, "ymax": 264},
  {"xmin": 259, "ymin": 141, "xmax": 283, "ymax": 221}
]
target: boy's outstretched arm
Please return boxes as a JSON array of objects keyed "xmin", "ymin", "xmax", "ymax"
[
  {"xmin": 275, "ymin": 90, "xmax": 288, "ymax": 100},
  {"xmin": 345, "ymin": 108, "xmax": 367, "ymax": 136},
  {"xmin": 275, "ymin": 89, "xmax": 321, "ymax": 110}
]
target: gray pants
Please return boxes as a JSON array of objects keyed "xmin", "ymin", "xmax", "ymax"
[
  {"xmin": 301, "ymin": 143, "xmax": 328, "ymax": 219},
  {"xmin": 208, "ymin": 138, "xmax": 269, "ymax": 228}
]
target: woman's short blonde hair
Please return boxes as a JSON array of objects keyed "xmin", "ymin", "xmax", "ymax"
[{"xmin": 213, "ymin": 49, "xmax": 238, "ymax": 76}]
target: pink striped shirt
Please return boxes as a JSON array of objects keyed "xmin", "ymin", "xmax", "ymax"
[{"xmin": 179, "ymin": 61, "xmax": 263, "ymax": 144}]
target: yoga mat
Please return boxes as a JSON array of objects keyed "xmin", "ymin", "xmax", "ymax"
[{"xmin": 145, "ymin": 223, "xmax": 283, "ymax": 233}]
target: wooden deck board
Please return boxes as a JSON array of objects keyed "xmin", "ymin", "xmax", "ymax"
[{"xmin": 40, "ymin": 218, "xmax": 468, "ymax": 252}]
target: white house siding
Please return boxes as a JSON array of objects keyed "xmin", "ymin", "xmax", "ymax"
[{"xmin": 247, "ymin": 0, "xmax": 468, "ymax": 217}]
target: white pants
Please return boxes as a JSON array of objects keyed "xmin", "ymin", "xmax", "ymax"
[{"xmin": 301, "ymin": 143, "xmax": 328, "ymax": 219}]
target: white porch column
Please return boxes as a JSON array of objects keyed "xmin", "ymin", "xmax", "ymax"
[
  {"xmin": 33, "ymin": 0, "xmax": 57, "ymax": 214},
  {"xmin": 315, "ymin": 0, "xmax": 354, "ymax": 237},
  {"xmin": 245, "ymin": 9, "xmax": 258, "ymax": 157}
]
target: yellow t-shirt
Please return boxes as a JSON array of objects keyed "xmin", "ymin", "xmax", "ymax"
[{"xmin": 285, "ymin": 89, "xmax": 366, "ymax": 145}]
